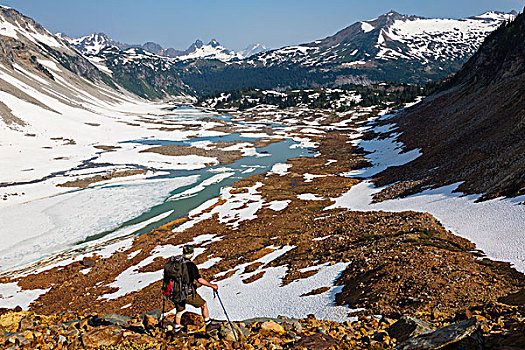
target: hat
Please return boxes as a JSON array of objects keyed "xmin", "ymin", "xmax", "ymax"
[{"xmin": 183, "ymin": 245, "xmax": 194, "ymax": 258}]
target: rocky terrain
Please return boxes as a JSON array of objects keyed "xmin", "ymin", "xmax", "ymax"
[
  {"xmin": 0, "ymin": 292, "xmax": 523, "ymax": 349},
  {"xmin": 374, "ymin": 10, "xmax": 525, "ymax": 200},
  {"xmin": 1, "ymin": 100, "xmax": 523, "ymax": 348}
]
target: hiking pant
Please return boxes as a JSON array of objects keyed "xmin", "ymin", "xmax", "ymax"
[{"xmin": 175, "ymin": 292, "xmax": 205, "ymax": 312}]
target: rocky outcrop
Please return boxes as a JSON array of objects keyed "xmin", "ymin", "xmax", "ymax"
[
  {"xmin": 396, "ymin": 317, "xmax": 482, "ymax": 350},
  {"xmin": 386, "ymin": 316, "xmax": 432, "ymax": 342},
  {"xmin": 1, "ymin": 304, "xmax": 523, "ymax": 349}
]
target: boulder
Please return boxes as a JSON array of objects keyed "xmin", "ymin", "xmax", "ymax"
[
  {"xmin": 396, "ymin": 317, "xmax": 482, "ymax": 350},
  {"xmin": 387, "ymin": 316, "xmax": 432, "ymax": 342},
  {"xmin": 293, "ymin": 333, "xmax": 338, "ymax": 349},
  {"xmin": 219, "ymin": 322, "xmax": 248, "ymax": 342},
  {"xmin": 82, "ymin": 326, "xmax": 123, "ymax": 348},
  {"xmin": 207, "ymin": 327, "xmax": 220, "ymax": 340},
  {"xmin": 260, "ymin": 320, "xmax": 285, "ymax": 336},
  {"xmin": 4, "ymin": 331, "xmax": 31, "ymax": 347},
  {"xmin": 18, "ymin": 316, "xmax": 36, "ymax": 331},
  {"xmin": 498, "ymin": 288, "xmax": 525, "ymax": 306},
  {"xmin": 373, "ymin": 330, "xmax": 390, "ymax": 341},
  {"xmin": 81, "ymin": 257, "xmax": 96, "ymax": 267},
  {"xmin": 237, "ymin": 322, "xmax": 251, "ymax": 339},
  {"xmin": 56, "ymin": 334, "xmax": 67, "ymax": 345},
  {"xmin": 454, "ymin": 309, "xmax": 473, "ymax": 322},
  {"xmin": 142, "ymin": 314, "xmax": 157, "ymax": 329},
  {"xmin": 180, "ymin": 312, "xmax": 203, "ymax": 328},
  {"xmin": 291, "ymin": 321, "xmax": 303, "ymax": 333},
  {"xmin": 283, "ymin": 320, "xmax": 303, "ymax": 333},
  {"xmin": 219, "ymin": 324, "xmax": 238, "ymax": 342},
  {"xmin": 4, "ymin": 332, "xmax": 22, "ymax": 344},
  {"xmin": 158, "ymin": 319, "xmax": 174, "ymax": 331},
  {"xmin": 268, "ymin": 341, "xmax": 284, "ymax": 350},
  {"xmin": 16, "ymin": 336, "xmax": 32, "ymax": 347},
  {"xmin": 100, "ymin": 313, "xmax": 131, "ymax": 326},
  {"xmin": 128, "ymin": 334, "xmax": 159, "ymax": 346},
  {"xmin": 140, "ymin": 309, "xmax": 162, "ymax": 321}
]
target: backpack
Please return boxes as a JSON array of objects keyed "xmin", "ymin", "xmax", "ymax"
[{"xmin": 162, "ymin": 256, "xmax": 195, "ymax": 303}]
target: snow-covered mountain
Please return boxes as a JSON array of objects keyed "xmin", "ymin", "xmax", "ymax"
[
  {"xmin": 61, "ymin": 33, "xmax": 265, "ymax": 62},
  {"xmin": 47, "ymin": 9, "xmax": 520, "ymax": 92},
  {"xmin": 249, "ymin": 10, "xmax": 517, "ymax": 67},
  {"xmin": 239, "ymin": 43, "xmax": 268, "ymax": 58},
  {"xmin": 175, "ymin": 39, "xmax": 243, "ymax": 61},
  {"xmin": 0, "ymin": 6, "xmax": 150, "ymax": 184},
  {"xmin": 57, "ymin": 32, "xmax": 126, "ymax": 55}
]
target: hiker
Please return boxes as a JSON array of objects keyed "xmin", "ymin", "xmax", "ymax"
[{"xmin": 162, "ymin": 245, "xmax": 218, "ymax": 334}]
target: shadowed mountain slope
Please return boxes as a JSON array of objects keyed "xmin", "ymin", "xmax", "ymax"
[{"xmin": 375, "ymin": 11, "xmax": 525, "ymax": 200}]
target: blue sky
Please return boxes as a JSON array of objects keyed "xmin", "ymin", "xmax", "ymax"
[{"xmin": 1, "ymin": 0, "xmax": 521, "ymax": 50}]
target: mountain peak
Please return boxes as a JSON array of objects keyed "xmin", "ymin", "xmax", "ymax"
[
  {"xmin": 376, "ymin": 10, "xmax": 414, "ymax": 21},
  {"xmin": 240, "ymin": 43, "xmax": 268, "ymax": 58},
  {"xmin": 208, "ymin": 39, "xmax": 221, "ymax": 47},
  {"xmin": 142, "ymin": 41, "xmax": 164, "ymax": 54}
]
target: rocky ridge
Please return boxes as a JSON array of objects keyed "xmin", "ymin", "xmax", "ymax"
[
  {"xmin": 62, "ymin": 32, "xmax": 267, "ymax": 61},
  {"xmin": 374, "ymin": 10, "xmax": 525, "ymax": 200},
  {"xmin": 250, "ymin": 11, "xmax": 516, "ymax": 68}
]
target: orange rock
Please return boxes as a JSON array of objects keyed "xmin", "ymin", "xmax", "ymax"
[
  {"xmin": 81, "ymin": 326, "xmax": 123, "ymax": 348},
  {"xmin": 260, "ymin": 321, "xmax": 285, "ymax": 336},
  {"xmin": 143, "ymin": 314, "xmax": 157, "ymax": 329}
]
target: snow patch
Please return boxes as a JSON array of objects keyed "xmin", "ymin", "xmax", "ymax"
[
  {"xmin": 267, "ymin": 200, "xmax": 291, "ymax": 211},
  {"xmin": 298, "ymin": 193, "xmax": 325, "ymax": 201},
  {"xmin": 0, "ymin": 282, "xmax": 50, "ymax": 310},
  {"xmin": 269, "ymin": 163, "xmax": 291, "ymax": 176}
]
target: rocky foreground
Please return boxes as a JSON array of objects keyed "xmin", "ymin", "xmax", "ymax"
[{"xmin": 1, "ymin": 296, "xmax": 524, "ymax": 350}]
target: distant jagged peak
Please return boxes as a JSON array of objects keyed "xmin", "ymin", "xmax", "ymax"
[
  {"xmin": 142, "ymin": 41, "xmax": 164, "ymax": 54},
  {"xmin": 240, "ymin": 43, "xmax": 269, "ymax": 58},
  {"xmin": 62, "ymin": 32, "xmax": 123, "ymax": 55},
  {"xmin": 191, "ymin": 39, "xmax": 204, "ymax": 49},
  {"xmin": 64, "ymin": 32, "xmax": 114, "ymax": 42},
  {"xmin": 382, "ymin": 10, "xmax": 407, "ymax": 19},
  {"xmin": 208, "ymin": 38, "xmax": 221, "ymax": 47},
  {"xmin": 469, "ymin": 10, "xmax": 518, "ymax": 21}
]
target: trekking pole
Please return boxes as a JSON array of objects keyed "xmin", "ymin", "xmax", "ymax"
[
  {"xmin": 214, "ymin": 290, "xmax": 238, "ymax": 342},
  {"xmin": 160, "ymin": 295, "xmax": 165, "ymax": 324}
]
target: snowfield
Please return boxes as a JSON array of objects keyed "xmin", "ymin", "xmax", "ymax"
[
  {"xmin": 0, "ymin": 176, "xmax": 199, "ymax": 272},
  {"xmin": 328, "ymin": 115, "xmax": 525, "ymax": 273}
]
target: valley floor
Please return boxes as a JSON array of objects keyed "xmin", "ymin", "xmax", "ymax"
[{"xmin": 0, "ymin": 101, "xmax": 523, "ymax": 333}]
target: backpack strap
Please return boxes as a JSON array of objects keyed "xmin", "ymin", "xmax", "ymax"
[{"xmin": 182, "ymin": 257, "xmax": 197, "ymax": 297}]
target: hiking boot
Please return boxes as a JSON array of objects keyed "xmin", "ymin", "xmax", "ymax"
[
  {"xmin": 205, "ymin": 319, "xmax": 220, "ymax": 332},
  {"xmin": 159, "ymin": 319, "xmax": 174, "ymax": 329},
  {"xmin": 166, "ymin": 325, "xmax": 184, "ymax": 342}
]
